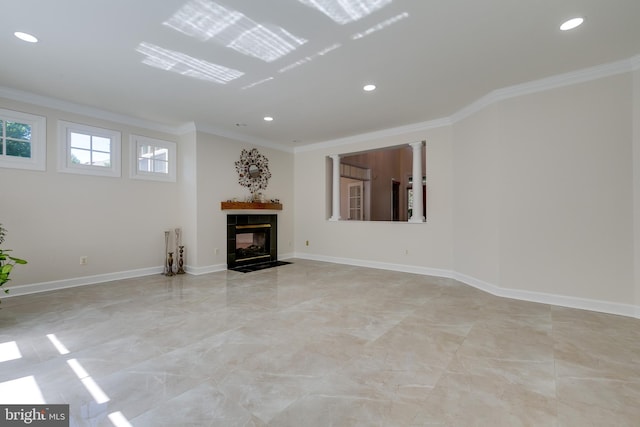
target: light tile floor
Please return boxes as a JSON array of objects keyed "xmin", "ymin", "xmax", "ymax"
[{"xmin": 1, "ymin": 259, "xmax": 639, "ymax": 426}]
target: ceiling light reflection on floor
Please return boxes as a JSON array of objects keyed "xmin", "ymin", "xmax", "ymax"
[
  {"xmin": 137, "ymin": 42, "xmax": 244, "ymax": 84},
  {"xmin": 298, "ymin": 0, "xmax": 393, "ymax": 24}
]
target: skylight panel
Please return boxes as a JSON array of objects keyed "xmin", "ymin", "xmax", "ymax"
[{"xmin": 298, "ymin": 0, "xmax": 393, "ymax": 24}]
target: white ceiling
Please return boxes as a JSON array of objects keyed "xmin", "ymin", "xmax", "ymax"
[{"xmin": 2, "ymin": 0, "xmax": 640, "ymax": 148}]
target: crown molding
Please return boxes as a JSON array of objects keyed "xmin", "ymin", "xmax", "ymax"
[
  {"xmin": 452, "ymin": 55, "xmax": 640, "ymax": 123},
  {"xmin": 301, "ymin": 53, "xmax": 640, "ymax": 153},
  {"xmin": 294, "ymin": 117, "xmax": 452, "ymax": 153},
  {"xmin": 0, "ymin": 85, "xmax": 294, "ymax": 152},
  {"xmin": 0, "ymin": 85, "xmax": 186, "ymax": 136},
  {"xmin": 193, "ymin": 122, "xmax": 294, "ymax": 153},
  {"xmin": 176, "ymin": 121, "xmax": 197, "ymax": 135},
  {"xmin": 2, "ymin": 53, "xmax": 639, "ymax": 153}
]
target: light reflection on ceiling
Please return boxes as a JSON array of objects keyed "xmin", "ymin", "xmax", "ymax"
[
  {"xmin": 278, "ymin": 43, "xmax": 342, "ymax": 73},
  {"xmin": 352, "ymin": 12, "xmax": 409, "ymax": 40},
  {"xmin": 140, "ymin": 0, "xmax": 406, "ymax": 88},
  {"xmin": 164, "ymin": 0, "xmax": 307, "ymax": 62},
  {"xmin": 137, "ymin": 42, "xmax": 244, "ymax": 84},
  {"xmin": 164, "ymin": 0, "xmax": 242, "ymax": 41},
  {"xmin": 228, "ymin": 25, "xmax": 306, "ymax": 63},
  {"xmin": 241, "ymin": 76, "xmax": 275, "ymax": 90},
  {"xmin": 298, "ymin": 0, "xmax": 393, "ymax": 24}
]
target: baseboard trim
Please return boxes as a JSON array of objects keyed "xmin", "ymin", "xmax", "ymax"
[
  {"xmin": 4, "ymin": 266, "xmax": 163, "ymax": 298},
  {"xmin": 294, "ymin": 253, "xmax": 454, "ymax": 279},
  {"xmin": 452, "ymin": 272, "xmax": 639, "ymax": 319},
  {"xmin": 295, "ymin": 253, "xmax": 640, "ymax": 319},
  {"xmin": 184, "ymin": 263, "xmax": 227, "ymax": 276},
  {"xmin": 5, "ymin": 256, "xmax": 639, "ymax": 319}
]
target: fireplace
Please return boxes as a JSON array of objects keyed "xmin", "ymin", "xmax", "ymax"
[{"xmin": 227, "ymin": 214, "xmax": 277, "ymax": 269}]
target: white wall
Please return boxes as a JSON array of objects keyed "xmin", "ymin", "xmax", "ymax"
[
  {"xmin": 2, "ymin": 59, "xmax": 638, "ymax": 317},
  {"xmin": 0, "ymin": 99, "xmax": 294, "ymax": 291},
  {"xmin": 452, "ymin": 105, "xmax": 502, "ymax": 285},
  {"xmin": 633, "ymin": 68, "xmax": 640, "ymax": 313},
  {"xmin": 297, "ymin": 68, "xmax": 638, "ymax": 316},
  {"xmin": 497, "ymin": 75, "xmax": 634, "ymax": 303},
  {"xmin": 453, "ymin": 74, "xmax": 635, "ymax": 307},
  {"xmin": 0, "ymin": 97, "xmax": 179, "ymax": 287},
  {"xmin": 294, "ymin": 126, "xmax": 454, "ymax": 273},
  {"xmin": 192, "ymin": 133, "xmax": 294, "ymax": 270}
]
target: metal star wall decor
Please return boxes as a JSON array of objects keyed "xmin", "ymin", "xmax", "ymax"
[{"xmin": 235, "ymin": 148, "xmax": 271, "ymax": 197}]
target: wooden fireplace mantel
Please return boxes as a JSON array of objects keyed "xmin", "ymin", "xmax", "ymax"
[{"xmin": 221, "ymin": 201, "xmax": 283, "ymax": 211}]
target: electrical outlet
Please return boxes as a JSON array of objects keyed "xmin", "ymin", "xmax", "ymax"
[{"xmin": 80, "ymin": 256, "xmax": 88, "ymax": 265}]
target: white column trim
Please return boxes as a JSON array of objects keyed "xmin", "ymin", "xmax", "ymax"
[
  {"xmin": 408, "ymin": 141, "xmax": 425, "ymax": 223},
  {"xmin": 329, "ymin": 154, "xmax": 341, "ymax": 221}
]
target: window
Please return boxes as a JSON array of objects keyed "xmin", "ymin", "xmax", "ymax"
[
  {"xmin": 0, "ymin": 109, "xmax": 46, "ymax": 171},
  {"xmin": 58, "ymin": 121, "xmax": 121, "ymax": 177},
  {"xmin": 130, "ymin": 135, "xmax": 176, "ymax": 182}
]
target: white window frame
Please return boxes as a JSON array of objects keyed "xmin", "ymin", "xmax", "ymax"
[
  {"xmin": 0, "ymin": 108, "xmax": 46, "ymax": 171},
  {"xmin": 129, "ymin": 135, "xmax": 176, "ymax": 182},
  {"xmin": 57, "ymin": 120, "xmax": 121, "ymax": 177}
]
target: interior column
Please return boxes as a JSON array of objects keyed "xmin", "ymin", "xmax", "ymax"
[
  {"xmin": 409, "ymin": 141, "xmax": 425, "ymax": 223},
  {"xmin": 329, "ymin": 154, "xmax": 341, "ymax": 221}
]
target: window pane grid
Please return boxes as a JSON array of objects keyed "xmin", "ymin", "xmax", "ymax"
[
  {"xmin": 137, "ymin": 144, "xmax": 169, "ymax": 174},
  {"xmin": 130, "ymin": 135, "xmax": 175, "ymax": 182},
  {"xmin": 1, "ymin": 119, "xmax": 32, "ymax": 159},
  {"xmin": 70, "ymin": 132, "xmax": 112, "ymax": 168}
]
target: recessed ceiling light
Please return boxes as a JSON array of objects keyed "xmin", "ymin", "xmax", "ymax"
[
  {"xmin": 264, "ymin": 116, "xmax": 274, "ymax": 122},
  {"xmin": 14, "ymin": 31, "xmax": 38, "ymax": 43},
  {"xmin": 560, "ymin": 17, "xmax": 584, "ymax": 31},
  {"xmin": 363, "ymin": 84, "xmax": 376, "ymax": 91}
]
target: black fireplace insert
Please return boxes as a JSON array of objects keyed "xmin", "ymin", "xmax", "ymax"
[{"xmin": 227, "ymin": 214, "xmax": 277, "ymax": 269}]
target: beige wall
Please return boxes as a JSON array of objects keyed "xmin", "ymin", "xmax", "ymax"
[
  {"xmin": 297, "ymin": 69, "xmax": 638, "ymax": 312},
  {"xmin": 452, "ymin": 104, "xmax": 502, "ymax": 285},
  {"xmin": 451, "ymin": 73, "xmax": 636, "ymax": 306},
  {"xmin": 633, "ymin": 68, "xmax": 640, "ymax": 312},
  {"xmin": 294, "ymin": 126, "xmax": 453, "ymax": 272},
  {"xmin": 193, "ymin": 133, "xmax": 294, "ymax": 269},
  {"xmin": 0, "ymin": 97, "xmax": 179, "ymax": 286},
  {"xmin": 497, "ymin": 75, "xmax": 634, "ymax": 302},
  {"xmin": 0, "ymin": 98, "xmax": 294, "ymax": 289},
  {"xmin": 2, "ymin": 60, "xmax": 638, "ymax": 316}
]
